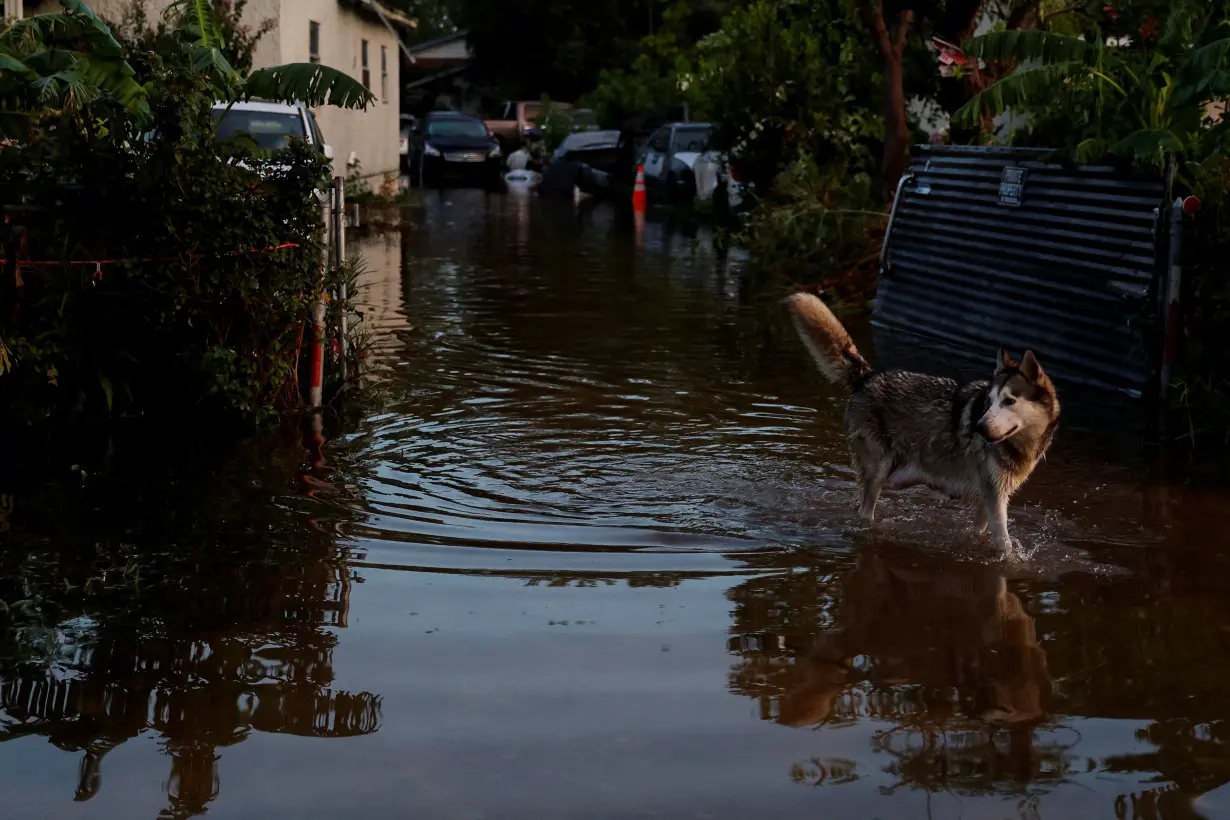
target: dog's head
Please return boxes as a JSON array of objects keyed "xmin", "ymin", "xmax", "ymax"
[{"xmin": 976, "ymin": 348, "xmax": 1059, "ymax": 445}]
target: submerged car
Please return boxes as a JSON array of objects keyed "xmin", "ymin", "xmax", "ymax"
[
  {"xmin": 543, "ymin": 130, "xmax": 623, "ymax": 197},
  {"xmin": 640, "ymin": 122, "xmax": 744, "ymax": 206},
  {"xmin": 409, "ymin": 111, "xmax": 503, "ymax": 188},
  {"xmin": 551, "ymin": 129, "xmax": 621, "ymax": 167}
]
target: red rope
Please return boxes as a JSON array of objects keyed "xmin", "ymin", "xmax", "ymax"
[{"xmin": 0, "ymin": 243, "xmax": 303, "ymax": 268}]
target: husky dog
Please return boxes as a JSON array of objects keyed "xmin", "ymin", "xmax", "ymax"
[{"xmin": 785, "ymin": 292, "xmax": 1060, "ymax": 549}]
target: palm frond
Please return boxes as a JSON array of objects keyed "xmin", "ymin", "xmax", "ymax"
[
  {"xmin": 1160, "ymin": 0, "xmax": 1209, "ymax": 50},
  {"xmin": 245, "ymin": 64, "xmax": 374, "ymax": 110},
  {"xmin": 188, "ymin": 44, "xmax": 238, "ymax": 78},
  {"xmin": 20, "ymin": 47, "xmax": 145, "ymax": 115},
  {"xmin": 952, "ymin": 62, "xmax": 1081, "ymax": 127},
  {"xmin": 0, "ymin": 7, "xmax": 123, "ymax": 57},
  {"xmin": 1111, "ymin": 129, "xmax": 1185, "ymax": 165},
  {"xmin": 165, "ymin": 0, "xmax": 225, "ymax": 49},
  {"xmin": 0, "ymin": 53, "xmax": 35, "ymax": 78},
  {"xmin": 74, "ymin": 56, "xmax": 148, "ymax": 112},
  {"xmin": 1182, "ymin": 36, "xmax": 1230, "ymax": 78},
  {"xmin": 961, "ymin": 29, "xmax": 1091, "ymax": 66},
  {"xmin": 1173, "ymin": 38, "xmax": 1230, "ymax": 108}
]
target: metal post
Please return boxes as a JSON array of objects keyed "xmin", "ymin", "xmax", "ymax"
[
  {"xmin": 332, "ymin": 176, "xmax": 348, "ymax": 382},
  {"xmin": 878, "ymin": 171, "xmax": 914, "ymax": 275},
  {"xmin": 1159, "ymin": 197, "xmax": 1184, "ymax": 401}
]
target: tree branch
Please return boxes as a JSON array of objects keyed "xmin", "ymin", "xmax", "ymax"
[
  {"xmin": 1041, "ymin": 3, "xmax": 1083, "ymax": 24},
  {"xmin": 858, "ymin": 0, "xmax": 893, "ymax": 58},
  {"xmin": 1005, "ymin": 0, "xmax": 1042, "ymax": 31},
  {"xmin": 893, "ymin": 9, "xmax": 914, "ymax": 56}
]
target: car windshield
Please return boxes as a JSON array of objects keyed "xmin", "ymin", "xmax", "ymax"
[
  {"xmin": 212, "ymin": 109, "xmax": 306, "ymax": 151},
  {"xmin": 671, "ymin": 127, "xmax": 711, "ymax": 153},
  {"xmin": 428, "ymin": 119, "xmax": 489, "ymax": 138}
]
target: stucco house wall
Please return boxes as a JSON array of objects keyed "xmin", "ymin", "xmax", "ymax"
[{"xmin": 18, "ymin": 0, "xmax": 403, "ymax": 178}]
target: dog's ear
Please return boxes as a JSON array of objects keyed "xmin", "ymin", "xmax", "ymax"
[
  {"xmin": 1020, "ymin": 349, "xmax": 1047, "ymax": 384},
  {"xmin": 997, "ymin": 347, "xmax": 1018, "ymax": 374}
]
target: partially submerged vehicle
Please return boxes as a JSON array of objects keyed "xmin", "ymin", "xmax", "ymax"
[
  {"xmin": 544, "ymin": 130, "xmax": 622, "ymax": 196},
  {"xmin": 639, "ymin": 122, "xmax": 743, "ymax": 206}
]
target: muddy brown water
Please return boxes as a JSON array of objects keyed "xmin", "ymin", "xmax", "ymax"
[{"xmin": 4, "ymin": 190, "xmax": 1230, "ymax": 819}]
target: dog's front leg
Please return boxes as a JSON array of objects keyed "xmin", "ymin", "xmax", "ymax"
[
  {"xmin": 974, "ymin": 504, "xmax": 989, "ymax": 534},
  {"xmin": 983, "ymin": 491, "xmax": 1011, "ymax": 549}
]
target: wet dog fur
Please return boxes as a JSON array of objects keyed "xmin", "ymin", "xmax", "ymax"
[{"xmin": 785, "ymin": 292, "xmax": 1060, "ymax": 550}]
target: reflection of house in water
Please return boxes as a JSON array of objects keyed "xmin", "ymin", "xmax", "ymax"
[
  {"xmin": 352, "ymin": 231, "xmax": 406, "ymax": 379},
  {"xmin": 0, "ymin": 558, "xmax": 378, "ymax": 818}
]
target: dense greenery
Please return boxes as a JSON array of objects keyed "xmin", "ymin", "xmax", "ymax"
[
  {"xmin": 948, "ymin": 1, "xmax": 1230, "ymax": 437},
  {"xmin": 0, "ymin": 0, "xmax": 372, "ymax": 426}
]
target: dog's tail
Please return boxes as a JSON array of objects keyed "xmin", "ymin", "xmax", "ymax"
[{"xmin": 785, "ymin": 292, "xmax": 872, "ymax": 389}]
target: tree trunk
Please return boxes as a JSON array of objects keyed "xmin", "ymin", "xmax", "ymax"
[
  {"xmin": 882, "ymin": 46, "xmax": 909, "ymax": 201},
  {"xmin": 859, "ymin": 2, "xmax": 913, "ymax": 203}
]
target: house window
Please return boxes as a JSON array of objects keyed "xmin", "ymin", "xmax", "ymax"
[
  {"xmin": 309, "ymin": 21, "xmax": 320, "ymax": 63},
  {"xmin": 361, "ymin": 39, "xmax": 370, "ymax": 90},
  {"xmin": 380, "ymin": 45, "xmax": 388, "ymax": 103}
]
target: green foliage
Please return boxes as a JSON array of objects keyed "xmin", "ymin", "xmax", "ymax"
[
  {"xmin": 580, "ymin": 0, "xmax": 701, "ymax": 128},
  {"xmin": 0, "ymin": 0, "xmax": 148, "ymax": 136},
  {"xmin": 531, "ymin": 95, "xmax": 575, "ymax": 154},
  {"xmin": 735, "ymin": 154, "xmax": 884, "ymax": 304},
  {"xmin": 692, "ymin": 1, "xmax": 882, "ymax": 193},
  {"xmin": 246, "ymin": 63, "xmax": 377, "ymax": 109},
  {"xmin": 953, "ymin": 5, "xmax": 1230, "ymax": 167},
  {"xmin": 0, "ymin": 1, "xmax": 367, "ymax": 426}
]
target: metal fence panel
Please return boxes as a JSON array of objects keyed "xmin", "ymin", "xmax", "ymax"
[{"xmin": 873, "ymin": 145, "xmax": 1168, "ymax": 396}]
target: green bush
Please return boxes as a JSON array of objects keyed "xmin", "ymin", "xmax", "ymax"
[
  {"xmin": 0, "ymin": 0, "xmax": 371, "ymax": 427},
  {"xmin": 735, "ymin": 154, "xmax": 884, "ymax": 305},
  {"xmin": 691, "ymin": 1, "xmax": 882, "ymax": 193},
  {"xmin": 580, "ymin": 0, "xmax": 699, "ymax": 128}
]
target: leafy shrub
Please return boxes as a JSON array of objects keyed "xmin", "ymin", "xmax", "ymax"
[
  {"xmin": 691, "ymin": 0, "xmax": 882, "ymax": 193},
  {"xmin": 0, "ymin": 0, "xmax": 371, "ymax": 427},
  {"xmin": 580, "ymin": 0, "xmax": 699, "ymax": 128},
  {"xmin": 735, "ymin": 154, "xmax": 884, "ymax": 307}
]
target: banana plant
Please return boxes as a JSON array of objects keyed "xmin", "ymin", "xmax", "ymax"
[
  {"xmin": 952, "ymin": 3, "xmax": 1230, "ymax": 167},
  {"xmin": 166, "ymin": 0, "xmax": 374, "ymax": 109},
  {"xmin": 0, "ymin": 0, "xmax": 148, "ymax": 137}
]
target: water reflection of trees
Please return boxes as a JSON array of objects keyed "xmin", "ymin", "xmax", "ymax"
[{"xmin": 0, "ymin": 425, "xmax": 380, "ymax": 818}]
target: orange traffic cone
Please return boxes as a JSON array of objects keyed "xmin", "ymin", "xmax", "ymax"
[{"xmin": 632, "ymin": 164, "xmax": 647, "ymax": 212}]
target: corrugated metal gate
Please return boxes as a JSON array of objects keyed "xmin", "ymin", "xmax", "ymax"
[{"xmin": 872, "ymin": 145, "xmax": 1169, "ymax": 396}]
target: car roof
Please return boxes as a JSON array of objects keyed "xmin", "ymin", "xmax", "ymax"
[
  {"xmin": 427, "ymin": 111, "xmax": 480, "ymax": 120},
  {"xmin": 212, "ymin": 100, "xmax": 305, "ymax": 114},
  {"xmin": 559, "ymin": 130, "xmax": 621, "ymax": 149}
]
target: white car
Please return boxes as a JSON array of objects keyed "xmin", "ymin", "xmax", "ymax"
[
  {"xmin": 210, "ymin": 100, "xmax": 335, "ymax": 167},
  {"xmin": 641, "ymin": 122, "xmax": 745, "ymax": 207}
]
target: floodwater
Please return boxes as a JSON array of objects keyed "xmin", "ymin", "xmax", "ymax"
[{"xmin": 4, "ymin": 190, "xmax": 1230, "ymax": 820}]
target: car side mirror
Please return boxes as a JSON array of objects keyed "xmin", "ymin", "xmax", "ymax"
[{"xmin": 321, "ymin": 143, "xmax": 334, "ymax": 160}]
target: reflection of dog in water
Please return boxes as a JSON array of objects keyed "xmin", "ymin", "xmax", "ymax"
[{"xmin": 777, "ymin": 547, "xmax": 1050, "ymax": 735}]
